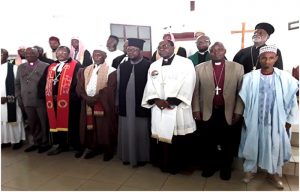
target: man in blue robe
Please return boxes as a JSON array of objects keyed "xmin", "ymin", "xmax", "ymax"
[{"xmin": 239, "ymin": 45, "xmax": 298, "ymax": 189}]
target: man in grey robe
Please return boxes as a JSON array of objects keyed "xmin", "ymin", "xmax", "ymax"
[{"xmin": 117, "ymin": 38, "xmax": 151, "ymax": 167}]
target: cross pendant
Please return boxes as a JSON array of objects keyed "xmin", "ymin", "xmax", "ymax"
[
  {"xmin": 215, "ymin": 86, "xmax": 221, "ymax": 95},
  {"xmin": 53, "ymin": 79, "xmax": 58, "ymax": 86}
]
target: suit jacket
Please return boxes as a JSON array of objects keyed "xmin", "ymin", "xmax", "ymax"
[
  {"xmin": 15, "ymin": 60, "xmax": 49, "ymax": 107},
  {"xmin": 192, "ymin": 60, "xmax": 244, "ymax": 125}
]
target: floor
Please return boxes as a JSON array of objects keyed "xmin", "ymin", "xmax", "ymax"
[{"xmin": 1, "ymin": 144, "xmax": 299, "ymax": 191}]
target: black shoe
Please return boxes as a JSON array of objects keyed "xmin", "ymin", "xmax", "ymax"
[
  {"xmin": 1, "ymin": 143, "xmax": 11, "ymax": 148},
  {"xmin": 12, "ymin": 141, "xmax": 23, "ymax": 150},
  {"xmin": 123, "ymin": 161, "xmax": 130, "ymax": 165},
  {"xmin": 24, "ymin": 145, "xmax": 38, "ymax": 152},
  {"xmin": 38, "ymin": 145, "xmax": 52, "ymax": 153},
  {"xmin": 84, "ymin": 150, "xmax": 100, "ymax": 159},
  {"xmin": 103, "ymin": 153, "xmax": 113, "ymax": 161},
  {"xmin": 47, "ymin": 147, "xmax": 67, "ymax": 156},
  {"xmin": 137, "ymin": 161, "xmax": 147, "ymax": 167},
  {"xmin": 220, "ymin": 169, "xmax": 231, "ymax": 180},
  {"xmin": 74, "ymin": 150, "xmax": 84, "ymax": 158},
  {"xmin": 201, "ymin": 168, "xmax": 217, "ymax": 178}
]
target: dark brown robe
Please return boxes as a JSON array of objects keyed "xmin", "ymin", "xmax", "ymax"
[{"xmin": 76, "ymin": 68, "xmax": 117, "ymax": 150}]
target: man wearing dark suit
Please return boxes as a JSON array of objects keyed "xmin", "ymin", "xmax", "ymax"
[
  {"xmin": 192, "ymin": 42, "xmax": 244, "ymax": 180},
  {"xmin": 15, "ymin": 47, "xmax": 51, "ymax": 153}
]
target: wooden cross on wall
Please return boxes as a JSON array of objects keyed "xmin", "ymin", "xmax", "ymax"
[{"xmin": 231, "ymin": 22, "xmax": 255, "ymax": 49}]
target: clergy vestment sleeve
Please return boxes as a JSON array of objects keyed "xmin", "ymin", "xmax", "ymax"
[{"xmin": 166, "ymin": 97, "xmax": 182, "ymax": 106}]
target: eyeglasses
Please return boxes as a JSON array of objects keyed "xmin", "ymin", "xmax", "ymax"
[
  {"xmin": 126, "ymin": 47, "xmax": 139, "ymax": 52},
  {"xmin": 196, "ymin": 41, "xmax": 209, "ymax": 45},
  {"xmin": 157, "ymin": 44, "xmax": 172, "ymax": 50}
]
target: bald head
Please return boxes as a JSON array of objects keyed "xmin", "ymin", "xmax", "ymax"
[
  {"xmin": 25, "ymin": 47, "xmax": 39, "ymax": 63},
  {"xmin": 196, "ymin": 35, "xmax": 211, "ymax": 52}
]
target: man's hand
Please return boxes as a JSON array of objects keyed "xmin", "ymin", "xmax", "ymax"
[
  {"xmin": 154, "ymin": 99, "xmax": 169, "ymax": 110},
  {"xmin": 193, "ymin": 111, "xmax": 202, "ymax": 121},
  {"xmin": 232, "ymin": 113, "xmax": 242, "ymax": 125},
  {"xmin": 1, "ymin": 97, "xmax": 7, "ymax": 104},
  {"xmin": 86, "ymin": 96, "xmax": 97, "ymax": 107}
]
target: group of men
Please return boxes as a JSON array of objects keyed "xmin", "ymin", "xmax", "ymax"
[{"xmin": 1, "ymin": 22, "xmax": 298, "ymax": 189}]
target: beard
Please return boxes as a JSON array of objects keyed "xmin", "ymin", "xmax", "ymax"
[{"xmin": 252, "ymin": 35, "xmax": 262, "ymax": 43}]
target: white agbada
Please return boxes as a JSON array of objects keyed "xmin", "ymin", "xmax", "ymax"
[
  {"xmin": 1, "ymin": 62, "xmax": 25, "ymax": 144},
  {"xmin": 142, "ymin": 55, "xmax": 196, "ymax": 143}
]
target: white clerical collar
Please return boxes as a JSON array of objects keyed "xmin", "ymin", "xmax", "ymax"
[
  {"xmin": 198, "ymin": 51, "xmax": 207, "ymax": 55},
  {"xmin": 164, "ymin": 54, "xmax": 175, "ymax": 62},
  {"xmin": 214, "ymin": 62, "xmax": 222, "ymax": 66}
]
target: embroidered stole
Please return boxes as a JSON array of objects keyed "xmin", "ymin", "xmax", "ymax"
[
  {"xmin": 45, "ymin": 60, "xmax": 77, "ymax": 132},
  {"xmin": 84, "ymin": 63, "xmax": 109, "ymax": 130}
]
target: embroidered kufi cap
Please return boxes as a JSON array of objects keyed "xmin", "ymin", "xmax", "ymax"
[{"xmin": 259, "ymin": 45, "xmax": 277, "ymax": 55}]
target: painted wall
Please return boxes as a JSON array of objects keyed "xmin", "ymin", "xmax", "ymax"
[{"xmin": 1, "ymin": 0, "xmax": 298, "ymax": 71}]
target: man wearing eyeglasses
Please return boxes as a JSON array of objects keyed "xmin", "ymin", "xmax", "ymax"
[
  {"xmin": 142, "ymin": 39, "xmax": 196, "ymax": 174},
  {"xmin": 117, "ymin": 38, "xmax": 151, "ymax": 167},
  {"xmin": 188, "ymin": 35, "xmax": 211, "ymax": 66}
]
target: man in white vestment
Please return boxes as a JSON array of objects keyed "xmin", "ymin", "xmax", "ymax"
[
  {"xmin": 142, "ymin": 39, "xmax": 196, "ymax": 174},
  {"xmin": 239, "ymin": 45, "xmax": 299, "ymax": 189},
  {"xmin": 1, "ymin": 48, "xmax": 25, "ymax": 149}
]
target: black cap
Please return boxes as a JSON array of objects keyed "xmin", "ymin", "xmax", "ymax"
[
  {"xmin": 255, "ymin": 22, "xmax": 275, "ymax": 36},
  {"xmin": 127, "ymin": 38, "xmax": 145, "ymax": 50}
]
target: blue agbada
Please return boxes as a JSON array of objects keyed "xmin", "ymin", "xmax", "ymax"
[{"xmin": 239, "ymin": 68, "xmax": 298, "ymax": 174}]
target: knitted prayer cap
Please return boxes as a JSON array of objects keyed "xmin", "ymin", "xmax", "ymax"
[
  {"xmin": 255, "ymin": 22, "xmax": 275, "ymax": 36},
  {"xmin": 259, "ymin": 45, "xmax": 277, "ymax": 55}
]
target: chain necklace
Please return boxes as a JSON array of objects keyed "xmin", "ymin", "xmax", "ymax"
[
  {"xmin": 26, "ymin": 63, "xmax": 39, "ymax": 84},
  {"xmin": 250, "ymin": 46, "xmax": 259, "ymax": 70},
  {"xmin": 212, "ymin": 63, "xmax": 225, "ymax": 95}
]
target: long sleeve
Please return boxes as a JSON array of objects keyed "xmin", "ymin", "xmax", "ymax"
[
  {"xmin": 15, "ymin": 66, "xmax": 22, "ymax": 102},
  {"xmin": 192, "ymin": 66, "xmax": 201, "ymax": 112}
]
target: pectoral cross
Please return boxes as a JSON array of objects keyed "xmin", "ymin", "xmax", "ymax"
[{"xmin": 215, "ymin": 86, "xmax": 221, "ymax": 95}]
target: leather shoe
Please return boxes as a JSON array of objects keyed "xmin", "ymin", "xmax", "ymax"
[
  {"xmin": 12, "ymin": 141, "xmax": 23, "ymax": 150},
  {"xmin": 220, "ymin": 169, "xmax": 231, "ymax": 180},
  {"xmin": 242, "ymin": 172, "xmax": 255, "ymax": 183},
  {"xmin": 103, "ymin": 153, "xmax": 113, "ymax": 161},
  {"xmin": 24, "ymin": 145, "xmax": 38, "ymax": 152},
  {"xmin": 47, "ymin": 147, "xmax": 67, "ymax": 156},
  {"xmin": 1, "ymin": 143, "xmax": 11, "ymax": 148},
  {"xmin": 201, "ymin": 168, "xmax": 217, "ymax": 178},
  {"xmin": 123, "ymin": 161, "xmax": 130, "ymax": 165},
  {"xmin": 74, "ymin": 150, "xmax": 84, "ymax": 158},
  {"xmin": 267, "ymin": 174, "xmax": 284, "ymax": 189},
  {"xmin": 38, "ymin": 145, "xmax": 52, "ymax": 153},
  {"xmin": 84, "ymin": 150, "xmax": 100, "ymax": 159}
]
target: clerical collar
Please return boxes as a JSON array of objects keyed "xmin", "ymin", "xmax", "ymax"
[
  {"xmin": 27, "ymin": 60, "xmax": 38, "ymax": 67},
  {"xmin": 162, "ymin": 54, "xmax": 175, "ymax": 66},
  {"xmin": 198, "ymin": 50, "xmax": 207, "ymax": 55},
  {"xmin": 212, "ymin": 60, "xmax": 225, "ymax": 66}
]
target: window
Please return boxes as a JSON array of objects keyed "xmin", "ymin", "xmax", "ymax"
[{"xmin": 110, "ymin": 23, "xmax": 152, "ymax": 59}]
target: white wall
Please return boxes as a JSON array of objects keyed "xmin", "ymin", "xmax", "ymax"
[{"xmin": 1, "ymin": 0, "xmax": 299, "ymax": 71}]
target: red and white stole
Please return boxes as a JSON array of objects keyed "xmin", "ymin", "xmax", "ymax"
[
  {"xmin": 84, "ymin": 63, "xmax": 109, "ymax": 130},
  {"xmin": 45, "ymin": 60, "xmax": 77, "ymax": 132}
]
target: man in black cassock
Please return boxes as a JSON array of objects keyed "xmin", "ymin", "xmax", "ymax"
[{"xmin": 233, "ymin": 22, "xmax": 283, "ymax": 74}]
